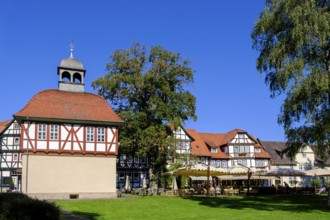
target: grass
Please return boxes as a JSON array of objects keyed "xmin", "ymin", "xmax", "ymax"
[{"xmin": 56, "ymin": 194, "xmax": 330, "ymax": 220}]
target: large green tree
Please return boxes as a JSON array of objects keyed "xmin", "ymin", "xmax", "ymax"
[
  {"xmin": 252, "ymin": 0, "xmax": 330, "ymax": 207},
  {"xmin": 252, "ymin": 0, "xmax": 330, "ymax": 157},
  {"xmin": 92, "ymin": 42, "xmax": 197, "ymax": 187}
]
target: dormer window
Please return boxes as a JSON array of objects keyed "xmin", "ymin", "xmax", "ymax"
[
  {"xmin": 211, "ymin": 148, "xmax": 217, "ymax": 153},
  {"xmin": 255, "ymin": 148, "xmax": 261, "ymax": 153}
]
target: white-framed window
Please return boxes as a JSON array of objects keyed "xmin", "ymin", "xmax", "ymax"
[
  {"xmin": 237, "ymin": 159, "xmax": 247, "ymax": 166},
  {"xmin": 14, "ymin": 137, "xmax": 20, "ymax": 144},
  {"xmin": 234, "ymin": 145, "xmax": 250, "ymax": 153},
  {"xmin": 50, "ymin": 124, "xmax": 58, "ymax": 140},
  {"xmin": 238, "ymin": 134, "xmax": 244, "ymax": 139},
  {"xmin": 255, "ymin": 159, "xmax": 264, "ymax": 166},
  {"xmin": 38, "ymin": 124, "xmax": 46, "ymax": 140},
  {"xmin": 13, "ymin": 153, "xmax": 18, "ymax": 161},
  {"xmin": 299, "ymin": 164, "xmax": 303, "ymax": 170},
  {"xmin": 302, "ymin": 153, "xmax": 306, "ymax": 158},
  {"xmin": 86, "ymin": 126, "xmax": 94, "ymax": 142},
  {"xmin": 97, "ymin": 127, "xmax": 105, "ymax": 142},
  {"xmin": 13, "ymin": 122, "xmax": 20, "ymax": 129},
  {"xmin": 221, "ymin": 160, "xmax": 228, "ymax": 168},
  {"xmin": 255, "ymin": 148, "xmax": 261, "ymax": 153},
  {"xmin": 211, "ymin": 148, "xmax": 217, "ymax": 153}
]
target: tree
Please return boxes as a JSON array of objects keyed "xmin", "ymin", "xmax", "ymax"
[
  {"xmin": 92, "ymin": 42, "xmax": 197, "ymax": 187},
  {"xmin": 252, "ymin": 0, "xmax": 330, "ymax": 157},
  {"xmin": 252, "ymin": 0, "xmax": 330, "ymax": 207}
]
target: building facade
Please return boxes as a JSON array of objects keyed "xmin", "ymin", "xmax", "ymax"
[
  {"xmin": 0, "ymin": 120, "xmax": 22, "ymax": 192},
  {"xmin": 11, "ymin": 49, "xmax": 123, "ymax": 199},
  {"xmin": 261, "ymin": 141, "xmax": 319, "ymax": 187},
  {"xmin": 186, "ymin": 128, "xmax": 271, "ymax": 172}
]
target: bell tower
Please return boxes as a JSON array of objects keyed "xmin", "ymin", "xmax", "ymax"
[{"xmin": 57, "ymin": 41, "xmax": 86, "ymax": 92}]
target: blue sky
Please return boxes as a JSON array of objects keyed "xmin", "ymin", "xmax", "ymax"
[{"xmin": 0, "ymin": 0, "xmax": 286, "ymax": 141}]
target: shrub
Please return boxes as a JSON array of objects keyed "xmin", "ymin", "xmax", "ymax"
[
  {"xmin": 0, "ymin": 193, "xmax": 60, "ymax": 220},
  {"xmin": 311, "ymin": 179, "xmax": 321, "ymax": 187}
]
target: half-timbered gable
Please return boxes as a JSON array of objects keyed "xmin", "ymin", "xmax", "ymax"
[
  {"xmin": 174, "ymin": 127, "xmax": 193, "ymax": 155},
  {"xmin": 19, "ymin": 121, "xmax": 118, "ymax": 155},
  {"xmin": 170, "ymin": 126, "xmax": 194, "ymax": 166},
  {"xmin": 222, "ymin": 129, "xmax": 270, "ymax": 170},
  {"xmin": 0, "ymin": 119, "xmax": 22, "ymax": 192}
]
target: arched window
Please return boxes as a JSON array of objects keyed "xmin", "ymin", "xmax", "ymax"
[
  {"xmin": 61, "ymin": 71, "xmax": 71, "ymax": 82},
  {"xmin": 73, "ymin": 72, "xmax": 82, "ymax": 83}
]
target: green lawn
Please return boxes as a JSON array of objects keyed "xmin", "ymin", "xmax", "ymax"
[{"xmin": 56, "ymin": 195, "xmax": 330, "ymax": 220}]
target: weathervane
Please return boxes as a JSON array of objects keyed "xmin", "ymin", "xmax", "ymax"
[{"xmin": 69, "ymin": 40, "xmax": 74, "ymax": 58}]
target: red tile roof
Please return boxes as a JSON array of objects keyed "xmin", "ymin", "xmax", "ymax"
[
  {"xmin": 190, "ymin": 129, "xmax": 270, "ymax": 159},
  {"xmin": 199, "ymin": 133, "xmax": 225, "ymax": 147},
  {"xmin": 185, "ymin": 129, "xmax": 211, "ymax": 157},
  {"xmin": 0, "ymin": 119, "xmax": 11, "ymax": 134},
  {"xmin": 14, "ymin": 89, "xmax": 124, "ymax": 124}
]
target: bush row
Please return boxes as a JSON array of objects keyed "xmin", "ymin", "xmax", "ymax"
[{"xmin": 0, "ymin": 193, "xmax": 60, "ymax": 220}]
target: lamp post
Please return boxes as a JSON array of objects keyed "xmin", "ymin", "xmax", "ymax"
[
  {"xmin": 206, "ymin": 157, "xmax": 210, "ymax": 196},
  {"xmin": 238, "ymin": 163, "xmax": 252, "ymax": 195}
]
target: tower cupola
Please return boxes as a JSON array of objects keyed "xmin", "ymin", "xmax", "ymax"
[{"xmin": 57, "ymin": 42, "xmax": 86, "ymax": 92}]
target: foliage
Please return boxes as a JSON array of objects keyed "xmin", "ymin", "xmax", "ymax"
[
  {"xmin": 168, "ymin": 162, "xmax": 184, "ymax": 171},
  {"xmin": 0, "ymin": 193, "xmax": 61, "ymax": 220},
  {"xmin": 172, "ymin": 169, "xmax": 229, "ymax": 177},
  {"xmin": 57, "ymin": 195, "xmax": 330, "ymax": 220},
  {"xmin": 325, "ymin": 179, "xmax": 330, "ymax": 186},
  {"xmin": 251, "ymin": 0, "xmax": 330, "ymax": 158},
  {"xmin": 92, "ymin": 42, "xmax": 197, "ymax": 180},
  {"xmin": 311, "ymin": 179, "xmax": 322, "ymax": 187}
]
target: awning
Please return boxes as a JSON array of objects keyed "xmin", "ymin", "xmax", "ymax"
[
  {"xmin": 190, "ymin": 176, "xmax": 208, "ymax": 181},
  {"xmin": 218, "ymin": 175, "xmax": 279, "ymax": 180}
]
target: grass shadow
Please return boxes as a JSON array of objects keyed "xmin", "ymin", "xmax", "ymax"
[
  {"xmin": 62, "ymin": 210, "xmax": 100, "ymax": 220},
  {"xmin": 185, "ymin": 194, "xmax": 330, "ymax": 213}
]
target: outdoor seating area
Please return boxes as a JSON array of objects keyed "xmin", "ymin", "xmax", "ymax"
[
  {"xmin": 117, "ymin": 166, "xmax": 330, "ymax": 199},
  {"xmin": 118, "ymin": 183, "xmax": 327, "ymax": 198}
]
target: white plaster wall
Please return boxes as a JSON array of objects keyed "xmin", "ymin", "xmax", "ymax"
[{"xmin": 21, "ymin": 154, "xmax": 116, "ymax": 194}]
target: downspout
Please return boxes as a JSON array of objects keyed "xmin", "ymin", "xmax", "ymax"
[{"xmin": 25, "ymin": 117, "xmax": 29, "ymax": 194}]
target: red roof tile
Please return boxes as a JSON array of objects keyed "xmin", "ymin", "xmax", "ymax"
[
  {"xmin": 199, "ymin": 133, "xmax": 225, "ymax": 147},
  {"xmin": 0, "ymin": 119, "xmax": 11, "ymax": 134},
  {"xmin": 192, "ymin": 129, "xmax": 270, "ymax": 159},
  {"xmin": 185, "ymin": 129, "xmax": 211, "ymax": 157},
  {"xmin": 14, "ymin": 89, "xmax": 124, "ymax": 124}
]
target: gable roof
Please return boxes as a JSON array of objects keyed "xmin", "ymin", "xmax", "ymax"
[
  {"xmin": 14, "ymin": 89, "xmax": 124, "ymax": 125},
  {"xmin": 0, "ymin": 119, "xmax": 12, "ymax": 134},
  {"xmin": 260, "ymin": 141, "xmax": 296, "ymax": 165},
  {"xmin": 195, "ymin": 129, "xmax": 270, "ymax": 159}
]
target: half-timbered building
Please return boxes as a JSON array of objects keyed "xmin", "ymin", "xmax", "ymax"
[
  {"xmin": 0, "ymin": 119, "xmax": 22, "ymax": 192},
  {"xmin": 13, "ymin": 49, "xmax": 123, "ymax": 199},
  {"xmin": 183, "ymin": 128, "xmax": 271, "ymax": 171}
]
